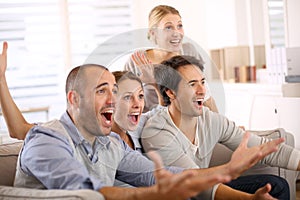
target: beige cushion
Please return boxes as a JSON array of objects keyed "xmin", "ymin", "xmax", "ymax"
[
  {"xmin": 0, "ymin": 142, "xmax": 23, "ymax": 186},
  {"xmin": 0, "ymin": 186, "xmax": 104, "ymax": 200}
]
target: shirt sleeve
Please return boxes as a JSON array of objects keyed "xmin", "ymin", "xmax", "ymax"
[{"xmin": 20, "ymin": 126, "xmax": 105, "ymax": 190}]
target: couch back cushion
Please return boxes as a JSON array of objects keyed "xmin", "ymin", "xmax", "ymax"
[{"xmin": 0, "ymin": 142, "xmax": 23, "ymax": 186}]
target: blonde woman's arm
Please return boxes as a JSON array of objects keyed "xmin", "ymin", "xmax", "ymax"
[
  {"xmin": 0, "ymin": 42, "xmax": 33, "ymax": 140},
  {"xmin": 203, "ymin": 96, "xmax": 219, "ymax": 113}
]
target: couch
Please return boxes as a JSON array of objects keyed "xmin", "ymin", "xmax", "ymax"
[
  {"xmin": 0, "ymin": 141, "xmax": 105, "ymax": 200},
  {"xmin": 0, "ymin": 129, "xmax": 298, "ymax": 200},
  {"xmin": 209, "ymin": 128, "xmax": 299, "ymax": 200}
]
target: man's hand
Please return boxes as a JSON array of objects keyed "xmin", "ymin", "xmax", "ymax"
[
  {"xmin": 148, "ymin": 151, "xmax": 230, "ymax": 199},
  {"xmin": 228, "ymin": 132, "xmax": 284, "ymax": 179}
]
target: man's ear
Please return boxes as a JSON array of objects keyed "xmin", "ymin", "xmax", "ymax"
[
  {"xmin": 165, "ymin": 89, "xmax": 176, "ymax": 100},
  {"xmin": 67, "ymin": 90, "xmax": 80, "ymax": 107}
]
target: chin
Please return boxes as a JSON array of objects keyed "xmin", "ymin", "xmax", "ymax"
[
  {"xmin": 125, "ymin": 123, "xmax": 134, "ymax": 131},
  {"xmin": 100, "ymin": 127, "xmax": 112, "ymax": 136}
]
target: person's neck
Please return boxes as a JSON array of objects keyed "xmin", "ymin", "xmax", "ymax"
[
  {"xmin": 79, "ymin": 128, "xmax": 97, "ymax": 146},
  {"xmin": 147, "ymin": 49, "xmax": 179, "ymax": 64},
  {"xmin": 168, "ymin": 105, "xmax": 197, "ymax": 144},
  {"xmin": 112, "ymin": 121, "xmax": 127, "ymax": 138},
  {"xmin": 112, "ymin": 122, "xmax": 135, "ymax": 149}
]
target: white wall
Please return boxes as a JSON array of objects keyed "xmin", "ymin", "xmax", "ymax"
[
  {"xmin": 205, "ymin": 0, "xmax": 238, "ymax": 49},
  {"xmin": 286, "ymin": 0, "xmax": 300, "ymax": 47}
]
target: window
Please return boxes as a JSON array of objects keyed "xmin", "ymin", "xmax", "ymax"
[
  {"xmin": 267, "ymin": 0, "xmax": 285, "ymax": 48},
  {"xmin": 0, "ymin": 0, "xmax": 133, "ymax": 131}
]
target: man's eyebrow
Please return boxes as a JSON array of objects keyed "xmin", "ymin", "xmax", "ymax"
[
  {"xmin": 95, "ymin": 82, "xmax": 118, "ymax": 89},
  {"xmin": 95, "ymin": 82, "xmax": 108, "ymax": 89},
  {"xmin": 187, "ymin": 77, "xmax": 205, "ymax": 84},
  {"xmin": 188, "ymin": 79, "xmax": 198, "ymax": 84}
]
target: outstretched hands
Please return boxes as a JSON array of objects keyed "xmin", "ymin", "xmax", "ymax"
[
  {"xmin": 227, "ymin": 132, "xmax": 284, "ymax": 179},
  {"xmin": 148, "ymin": 151, "xmax": 230, "ymax": 200},
  {"xmin": 252, "ymin": 184, "xmax": 278, "ymax": 200},
  {"xmin": 0, "ymin": 41, "xmax": 8, "ymax": 78}
]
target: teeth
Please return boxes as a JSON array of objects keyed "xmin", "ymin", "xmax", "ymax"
[
  {"xmin": 195, "ymin": 98, "xmax": 204, "ymax": 106},
  {"xmin": 103, "ymin": 110, "xmax": 114, "ymax": 114},
  {"xmin": 170, "ymin": 39, "xmax": 180, "ymax": 43},
  {"xmin": 130, "ymin": 112, "xmax": 139, "ymax": 115}
]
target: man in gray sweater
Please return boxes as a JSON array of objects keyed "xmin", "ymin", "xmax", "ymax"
[{"xmin": 141, "ymin": 55, "xmax": 299, "ymax": 200}]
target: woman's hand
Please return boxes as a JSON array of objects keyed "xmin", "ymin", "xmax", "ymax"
[
  {"xmin": 0, "ymin": 41, "xmax": 8, "ymax": 79},
  {"xmin": 131, "ymin": 51, "xmax": 156, "ymax": 84}
]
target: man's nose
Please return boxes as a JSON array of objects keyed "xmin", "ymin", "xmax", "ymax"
[
  {"xmin": 196, "ymin": 84, "xmax": 206, "ymax": 94},
  {"xmin": 107, "ymin": 91, "xmax": 116, "ymax": 104}
]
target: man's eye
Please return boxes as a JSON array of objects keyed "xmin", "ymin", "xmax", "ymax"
[
  {"xmin": 113, "ymin": 89, "xmax": 118, "ymax": 95},
  {"xmin": 97, "ymin": 89, "xmax": 105, "ymax": 94},
  {"xmin": 189, "ymin": 83, "xmax": 195, "ymax": 87},
  {"xmin": 139, "ymin": 94, "xmax": 144, "ymax": 100},
  {"xmin": 177, "ymin": 24, "xmax": 183, "ymax": 29}
]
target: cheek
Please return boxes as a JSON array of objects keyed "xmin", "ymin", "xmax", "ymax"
[
  {"xmin": 179, "ymin": 89, "xmax": 191, "ymax": 100},
  {"xmin": 141, "ymin": 100, "xmax": 145, "ymax": 109},
  {"xmin": 94, "ymin": 99, "xmax": 101, "ymax": 112},
  {"xmin": 157, "ymin": 30, "xmax": 168, "ymax": 39},
  {"xmin": 115, "ymin": 101, "xmax": 129, "ymax": 116}
]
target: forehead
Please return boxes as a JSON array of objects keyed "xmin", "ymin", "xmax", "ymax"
[
  {"xmin": 84, "ymin": 67, "xmax": 116, "ymax": 86},
  {"xmin": 158, "ymin": 13, "xmax": 181, "ymax": 25},
  {"xmin": 118, "ymin": 78, "xmax": 142, "ymax": 94},
  {"xmin": 177, "ymin": 64, "xmax": 204, "ymax": 80}
]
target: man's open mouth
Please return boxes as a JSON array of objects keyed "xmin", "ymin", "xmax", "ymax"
[{"xmin": 101, "ymin": 110, "xmax": 114, "ymax": 124}]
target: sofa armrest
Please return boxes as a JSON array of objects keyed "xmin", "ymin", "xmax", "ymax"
[
  {"xmin": 248, "ymin": 128, "xmax": 294, "ymax": 147},
  {"xmin": 209, "ymin": 128, "xmax": 294, "ymax": 167},
  {"xmin": 209, "ymin": 128, "xmax": 298, "ymax": 200},
  {"xmin": 0, "ymin": 142, "xmax": 23, "ymax": 186},
  {"xmin": 0, "ymin": 186, "xmax": 105, "ymax": 200}
]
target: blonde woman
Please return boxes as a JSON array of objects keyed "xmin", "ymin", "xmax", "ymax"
[{"xmin": 125, "ymin": 5, "xmax": 218, "ymax": 112}]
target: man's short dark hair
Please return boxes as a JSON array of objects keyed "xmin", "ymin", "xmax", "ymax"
[
  {"xmin": 65, "ymin": 64, "xmax": 108, "ymax": 95},
  {"xmin": 154, "ymin": 55, "xmax": 204, "ymax": 106}
]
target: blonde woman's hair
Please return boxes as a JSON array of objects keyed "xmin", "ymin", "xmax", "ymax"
[{"xmin": 147, "ymin": 5, "xmax": 181, "ymax": 40}]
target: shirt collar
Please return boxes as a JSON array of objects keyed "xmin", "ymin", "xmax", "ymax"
[
  {"xmin": 127, "ymin": 131, "xmax": 142, "ymax": 150},
  {"xmin": 59, "ymin": 111, "xmax": 111, "ymax": 149}
]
